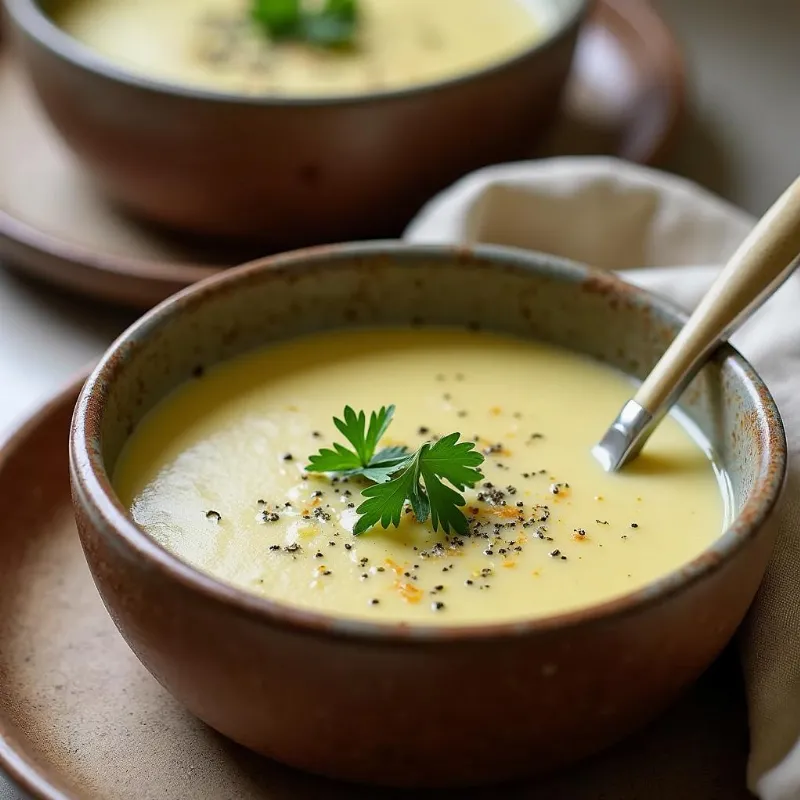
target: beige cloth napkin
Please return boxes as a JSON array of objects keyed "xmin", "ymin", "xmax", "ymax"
[{"xmin": 404, "ymin": 157, "xmax": 800, "ymax": 800}]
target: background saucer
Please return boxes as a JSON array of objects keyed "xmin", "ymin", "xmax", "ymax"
[{"xmin": 0, "ymin": 0, "xmax": 684, "ymax": 309}]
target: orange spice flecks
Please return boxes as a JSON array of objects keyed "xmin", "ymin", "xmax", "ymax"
[
  {"xmin": 489, "ymin": 406, "xmax": 502, "ymax": 416},
  {"xmin": 394, "ymin": 580, "xmax": 424, "ymax": 604},
  {"xmin": 502, "ymin": 560, "xmax": 517, "ymax": 569},
  {"xmin": 310, "ymin": 497, "xmax": 321, "ymax": 507},
  {"xmin": 532, "ymin": 569, "xmax": 541, "ymax": 578},
  {"xmin": 571, "ymin": 533, "xmax": 590, "ymax": 543},
  {"xmin": 384, "ymin": 558, "xmax": 405, "ymax": 576},
  {"xmin": 496, "ymin": 506, "xmax": 522, "ymax": 519},
  {"xmin": 517, "ymin": 533, "xmax": 529, "ymax": 545}
]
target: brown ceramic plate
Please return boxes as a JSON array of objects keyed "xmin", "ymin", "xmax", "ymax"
[
  {"xmin": 0, "ymin": 0, "xmax": 684, "ymax": 310},
  {"xmin": 0, "ymin": 376, "xmax": 754, "ymax": 798}
]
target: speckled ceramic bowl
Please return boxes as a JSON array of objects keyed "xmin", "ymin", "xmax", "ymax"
[
  {"xmin": 6, "ymin": 0, "xmax": 587, "ymax": 246},
  {"xmin": 70, "ymin": 243, "xmax": 785, "ymax": 788}
]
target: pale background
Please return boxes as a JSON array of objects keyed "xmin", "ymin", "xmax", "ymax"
[{"xmin": 1, "ymin": 0, "xmax": 799, "ymax": 795}]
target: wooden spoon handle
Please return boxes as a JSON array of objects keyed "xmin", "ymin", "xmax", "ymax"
[{"xmin": 634, "ymin": 176, "xmax": 800, "ymax": 414}]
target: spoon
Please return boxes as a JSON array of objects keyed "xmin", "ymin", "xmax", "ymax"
[{"xmin": 594, "ymin": 176, "xmax": 800, "ymax": 472}]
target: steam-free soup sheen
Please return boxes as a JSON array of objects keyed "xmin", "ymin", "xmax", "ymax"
[
  {"xmin": 55, "ymin": 0, "xmax": 544, "ymax": 96},
  {"xmin": 114, "ymin": 329, "xmax": 728, "ymax": 626}
]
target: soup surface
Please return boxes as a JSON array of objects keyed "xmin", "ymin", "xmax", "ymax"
[
  {"xmin": 55, "ymin": 0, "xmax": 544, "ymax": 96},
  {"xmin": 114, "ymin": 328, "xmax": 728, "ymax": 626}
]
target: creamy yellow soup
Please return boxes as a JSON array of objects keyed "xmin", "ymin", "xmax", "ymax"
[
  {"xmin": 55, "ymin": 0, "xmax": 544, "ymax": 96},
  {"xmin": 114, "ymin": 328, "xmax": 728, "ymax": 626}
]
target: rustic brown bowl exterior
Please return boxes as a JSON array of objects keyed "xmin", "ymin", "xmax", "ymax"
[
  {"xmin": 6, "ymin": 0, "xmax": 586, "ymax": 247},
  {"xmin": 70, "ymin": 244, "xmax": 786, "ymax": 787}
]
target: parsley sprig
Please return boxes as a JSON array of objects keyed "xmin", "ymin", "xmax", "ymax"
[
  {"xmin": 306, "ymin": 406, "xmax": 485, "ymax": 536},
  {"xmin": 306, "ymin": 405, "xmax": 410, "ymax": 483},
  {"xmin": 251, "ymin": 0, "xmax": 359, "ymax": 48}
]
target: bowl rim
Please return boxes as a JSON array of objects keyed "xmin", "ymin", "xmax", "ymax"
[
  {"xmin": 70, "ymin": 241, "xmax": 787, "ymax": 644},
  {"xmin": 5, "ymin": 0, "xmax": 590, "ymax": 107}
]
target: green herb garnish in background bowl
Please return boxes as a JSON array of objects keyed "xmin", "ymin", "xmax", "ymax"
[
  {"xmin": 251, "ymin": 0, "xmax": 360, "ymax": 48},
  {"xmin": 307, "ymin": 405, "xmax": 485, "ymax": 536}
]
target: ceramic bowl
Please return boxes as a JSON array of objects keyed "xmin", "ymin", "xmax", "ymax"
[
  {"xmin": 6, "ymin": 0, "xmax": 587, "ymax": 247},
  {"xmin": 70, "ymin": 243, "xmax": 786, "ymax": 787}
]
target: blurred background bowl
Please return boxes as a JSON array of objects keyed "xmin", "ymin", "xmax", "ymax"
[{"xmin": 5, "ymin": 0, "xmax": 589, "ymax": 249}]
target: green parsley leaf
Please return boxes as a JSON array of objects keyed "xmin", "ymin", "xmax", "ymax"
[
  {"xmin": 306, "ymin": 405, "xmax": 408, "ymax": 482},
  {"xmin": 364, "ymin": 407, "xmax": 396, "ymax": 462},
  {"xmin": 251, "ymin": 0, "xmax": 302, "ymax": 39},
  {"xmin": 302, "ymin": 11, "xmax": 357, "ymax": 47},
  {"xmin": 306, "ymin": 441, "xmax": 362, "ymax": 474},
  {"xmin": 418, "ymin": 434, "xmax": 484, "ymax": 534},
  {"xmin": 352, "ymin": 464, "xmax": 419, "ymax": 535},
  {"xmin": 252, "ymin": 0, "xmax": 359, "ymax": 48},
  {"xmin": 323, "ymin": 0, "xmax": 358, "ymax": 22},
  {"xmin": 353, "ymin": 433, "xmax": 485, "ymax": 536}
]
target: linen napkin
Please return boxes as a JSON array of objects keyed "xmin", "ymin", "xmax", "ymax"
[{"xmin": 404, "ymin": 157, "xmax": 800, "ymax": 800}]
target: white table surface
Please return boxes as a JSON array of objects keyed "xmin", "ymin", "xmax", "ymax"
[{"xmin": 1, "ymin": 0, "xmax": 798, "ymax": 796}]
